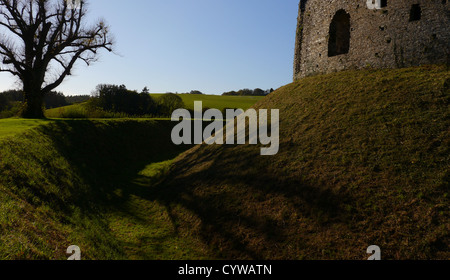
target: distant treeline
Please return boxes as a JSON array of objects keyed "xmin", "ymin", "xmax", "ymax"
[
  {"xmin": 166, "ymin": 88, "xmax": 274, "ymax": 96},
  {"xmin": 66, "ymin": 95, "xmax": 91, "ymax": 104},
  {"xmin": 1, "ymin": 85, "xmax": 271, "ymax": 119},
  {"xmin": 0, "ymin": 91, "xmax": 22, "ymax": 118},
  {"xmin": 0, "ymin": 90, "xmax": 91, "ymax": 109},
  {"xmin": 0, "ymin": 85, "xmax": 186, "ymax": 118},
  {"xmin": 89, "ymin": 84, "xmax": 184, "ymax": 117},
  {"xmin": 165, "ymin": 90, "xmax": 204, "ymax": 95},
  {"xmin": 0, "ymin": 90, "xmax": 92, "ymax": 118},
  {"xmin": 222, "ymin": 88, "xmax": 274, "ymax": 96}
]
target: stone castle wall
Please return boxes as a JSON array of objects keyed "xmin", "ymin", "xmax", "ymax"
[{"xmin": 294, "ymin": 0, "xmax": 450, "ymax": 80}]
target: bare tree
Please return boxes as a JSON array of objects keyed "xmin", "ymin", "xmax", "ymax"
[{"xmin": 0, "ymin": 0, "xmax": 113, "ymax": 118}]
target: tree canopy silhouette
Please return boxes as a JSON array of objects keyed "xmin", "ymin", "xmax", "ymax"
[{"xmin": 0, "ymin": 0, "xmax": 113, "ymax": 118}]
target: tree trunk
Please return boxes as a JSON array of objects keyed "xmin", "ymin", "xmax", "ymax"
[
  {"xmin": 21, "ymin": 70, "xmax": 47, "ymax": 119},
  {"xmin": 21, "ymin": 88, "xmax": 45, "ymax": 119}
]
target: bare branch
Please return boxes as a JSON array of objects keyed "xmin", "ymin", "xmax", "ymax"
[{"xmin": 0, "ymin": 0, "xmax": 114, "ymax": 117}]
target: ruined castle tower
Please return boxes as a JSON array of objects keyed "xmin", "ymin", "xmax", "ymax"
[{"xmin": 293, "ymin": 0, "xmax": 450, "ymax": 80}]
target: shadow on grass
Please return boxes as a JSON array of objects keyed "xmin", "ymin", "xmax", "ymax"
[
  {"xmin": 147, "ymin": 144, "xmax": 348, "ymax": 260},
  {"xmin": 21, "ymin": 119, "xmax": 193, "ymax": 259},
  {"xmin": 27, "ymin": 119, "xmax": 345, "ymax": 260},
  {"xmin": 35, "ymin": 119, "xmax": 191, "ymax": 209}
]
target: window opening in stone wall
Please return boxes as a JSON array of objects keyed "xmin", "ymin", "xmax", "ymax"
[
  {"xmin": 367, "ymin": 0, "xmax": 387, "ymax": 9},
  {"xmin": 409, "ymin": 4, "xmax": 422, "ymax": 21},
  {"xmin": 328, "ymin": 10, "xmax": 351, "ymax": 57}
]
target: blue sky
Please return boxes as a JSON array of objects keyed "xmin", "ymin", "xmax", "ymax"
[{"xmin": 0, "ymin": 0, "xmax": 300, "ymax": 96}]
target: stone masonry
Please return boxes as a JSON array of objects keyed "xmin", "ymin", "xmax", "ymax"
[{"xmin": 293, "ymin": 0, "xmax": 450, "ymax": 80}]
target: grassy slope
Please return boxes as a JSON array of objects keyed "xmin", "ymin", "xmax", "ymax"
[
  {"xmin": 0, "ymin": 119, "xmax": 209, "ymax": 259},
  {"xmin": 45, "ymin": 94, "xmax": 264, "ymax": 118},
  {"xmin": 0, "ymin": 119, "xmax": 52, "ymax": 139},
  {"xmin": 151, "ymin": 94, "xmax": 264, "ymax": 111},
  {"xmin": 1, "ymin": 65, "xmax": 448, "ymax": 260},
  {"xmin": 45, "ymin": 103, "xmax": 86, "ymax": 118},
  {"xmin": 150, "ymin": 65, "xmax": 449, "ymax": 260}
]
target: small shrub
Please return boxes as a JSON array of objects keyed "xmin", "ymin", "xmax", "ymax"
[{"xmin": 0, "ymin": 102, "xmax": 22, "ymax": 119}]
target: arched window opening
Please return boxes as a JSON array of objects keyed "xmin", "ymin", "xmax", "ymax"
[{"xmin": 328, "ymin": 10, "xmax": 351, "ymax": 57}]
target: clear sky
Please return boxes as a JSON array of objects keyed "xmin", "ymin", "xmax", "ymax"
[{"xmin": 0, "ymin": 0, "xmax": 300, "ymax": 96}]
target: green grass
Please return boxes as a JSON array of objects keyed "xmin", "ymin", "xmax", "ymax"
[
  {"xmin": 1, "ymin": 64, "xmax": 448, "ymax": 260},
  {"xmin": 150, "ymin": 65, "xmax": 450, "ymax": 260},
  {"xmin": 0, "ymin": 118, "xmax": 53, "ymax": 139},
  {"xmin": 0, "ymin": 119, "xmax": 209, "ymax": 259},
  {"xmin": 151, "ymin": 94, "xmax": 264, "ymax": 111},
  {"xmin": 45, "ymin": 94, "xmax": 264, "ymax": 119},
  {"xmin": 45, "ymin": 103, "xmax": 130, "ymax": 119},
  {"xmin": 45, "ymin": 103, "xmax": 87, "ymax": 118}
]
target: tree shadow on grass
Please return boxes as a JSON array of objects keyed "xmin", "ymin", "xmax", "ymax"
[
  {"xmin": 25, "ymin": 119, "xmax": 347, "ymax": 260},
  {"xmin": 147, "ymin": 144, "xmax": 349, "ymax": 260},
  {"xmin": 34, "ymin": 119, "xmax": 192, "ymax": 210},
  {"xmin": 22, "ymin": 119, "xmax": 194, "ymax": 259}
]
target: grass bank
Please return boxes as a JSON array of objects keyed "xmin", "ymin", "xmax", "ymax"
[
  {"xmin": 45, "ymin": 94, "xmax": 264, "ymax": 119},
  {"xmin": 1, "ymin": 65, "xmax": 448, "ymax": 260},
  {"xmin": 151, "ymin": 94, "xmax": 264, "ymax": 111},
  {"xmin": 151, "ymin": 65, "xmax": 449, "ymax": 260},
  {"xmin": 0, "ymin": 119, "xmax": 209, "ymax": 259}
]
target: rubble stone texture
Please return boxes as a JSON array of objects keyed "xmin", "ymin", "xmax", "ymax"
[{"xmin": 293, "ymin": 0, "xmax": 450, "ymax": 80}]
